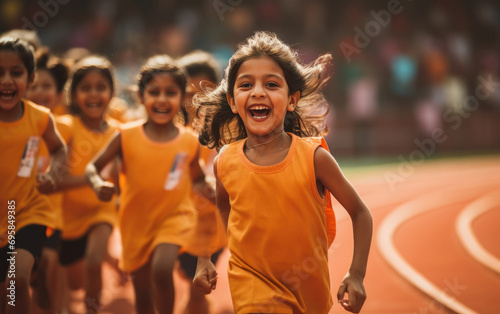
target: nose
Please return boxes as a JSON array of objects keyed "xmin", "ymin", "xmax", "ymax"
[
  {"xmin": 157, "ymin": 91, "xmax": 168, "ymax": 102},
  {"xmin": 89, "ymin": 87, "xmax": 99, "ymax": 97},
  {"xmin": 0, "ymin": 73, "xmax": 13, "ymax": 85},
  {"xmin": 251, "ymin": 82, "xmax": 265, "ymax": 98}
]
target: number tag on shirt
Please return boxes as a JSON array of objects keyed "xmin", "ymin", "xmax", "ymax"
[
  {"xmin": 17, "ymin": 136, "xmax": 40, "ymax": 178},
  {"xmin": 164, "ymin": 152, "xmax": 188, "ymax": 191}
]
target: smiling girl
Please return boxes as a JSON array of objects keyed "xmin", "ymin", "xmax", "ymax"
[
  {"xmin": 56, "ymin": 56, "xmax": 120, "ymax": 313},
  {"xmin": 0, "ymin": 36, "xmax": 67, "ymax": 314},
  {"xmin": 193, "ymin": 32, "xmax": 373, "ymax": 314},
  {"xmin": 86, "ymin": 55, "xmax": 215, "ymax": 314}
]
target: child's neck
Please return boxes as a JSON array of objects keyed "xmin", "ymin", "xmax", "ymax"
[
  {"xmin": 143, "ymin": 120, "xmax": 179, "ymax": 143},
  {"xmin": 0, "ymin": 101, "xmax": 24, "ymax": 123},
  {"xmin": 243, "ymin": 131, "xmax": 292, "ymax": 166},
  {"xmin": 79, "ymin": 114, "xmax": 107, "ymax": 132}
]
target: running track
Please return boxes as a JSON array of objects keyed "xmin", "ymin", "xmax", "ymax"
[{"xmin": 96, "ymin": 155, "xmax": 500, "ymax": 314}]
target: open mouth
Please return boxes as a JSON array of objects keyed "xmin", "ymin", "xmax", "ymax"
[
  {"xmin": 153, "ymin": 107, "xmax": 171, "ymax": 114},
  {"xmin": 249, "ymin": 105, "xmax": 270, "ymax": 119},
  {"xmin": 86, "ymin": 103, "xmax": 102, "ymax": 108},
  {"xmin": 0, "ymin": 90, "xmax": 17, "ymax": 101}
]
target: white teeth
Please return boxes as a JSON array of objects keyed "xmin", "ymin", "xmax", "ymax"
[
  {"xmin": 1, "ymin": 94, "xmax": 15, "ymax": 100},
  {"xmin": 250, "ymin": 105, "xmax": 269, "ymax": 110},
  {"xmin": 253, "ymin": 115, "xmax": 268, "ymax": 119},
  {"xmin": 87, "ymin": 103, "xmax": 99, "ymax": 107}
]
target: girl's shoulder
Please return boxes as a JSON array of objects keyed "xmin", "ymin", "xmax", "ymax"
[
  {"xmin": 24, "ymin": 99, "xmax": 51, "ymax": 116},
  {"xmin": 177, "ymin": 125, "xmax": 201, "ymax": 150},
  {"xmin": 219, "ymin": 138, "xmax": 244, "ymax": 155},
  {"xmin": 214, "ymin": 138, "xmax": 245, "ymax": 166},
  {"xmin": 23, "ymin": 99, "xmax": 51, "ymax": 132},
  {"xmin": 54, "ymin": 114, "xmax": 74, "ymax": 143},
  {"xmin": 106, "ymin": 116, "xmax": 123, "ymax": 130},
  {"xmin": 295, "ymin": 135, "xmax": 329, "ymax": 151},
  {"xmin": 55, "ymin": 114, "xmax": 73, "ymax": 126},
  {"xmin": 118, "ymin": 119, "xmax": 146, "ymax": 132}
]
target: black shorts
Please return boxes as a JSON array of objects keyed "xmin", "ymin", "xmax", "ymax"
[
  {"xmin": 44, "ymin": 229, "xmax": 62, "ymax": 251},
  {"xmin": 59, "ymin": 233, "xmax": 88, "ymax": 266},
  {"xmin": 178, "ymin": 249, "xmax": 223, "ymax": 280},
  {"xmin": 0, "ymin": 224, "xmax": 47, "ymax": 282}
]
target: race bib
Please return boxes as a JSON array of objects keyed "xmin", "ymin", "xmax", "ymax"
[{"xmin": 17, "ymin": 136, "xmax": 40, "ymax": 178}]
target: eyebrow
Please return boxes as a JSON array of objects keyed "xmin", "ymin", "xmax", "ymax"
[
  {"xmin": 236, "ymin": 73, "xmax": 284, "ymax": 81},
  {"xmin": 0, "ymin": 65, "xmax": 25, "ymax": 70}
]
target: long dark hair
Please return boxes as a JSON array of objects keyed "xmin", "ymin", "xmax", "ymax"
[{"xmin": 194, "ymin": 31, "xmax": 332, "ymax": 149}]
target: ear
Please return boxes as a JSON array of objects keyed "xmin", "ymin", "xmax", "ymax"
[
  {"xmin": 287, "ymin": 91, "xmax": 300, "ymax": 112},
  {"xmin": 226, "ymin": 93, "xmax": 238, "ymax": 114}
]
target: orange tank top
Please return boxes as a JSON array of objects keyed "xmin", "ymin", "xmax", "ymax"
[
  {"xmin": 61, "ymin": 116, "xmax": 118, "ymax": 239},
  {"xmin": 0, "ymin": 100, "xmax": 54, "ymax": 247},
  {"xmin": 118, "ymin": 123, "xmax": 200, "ymax": 271},
  {"xmin": 217, "ymin": 133, "xmax": 335, "ymax": 314}
]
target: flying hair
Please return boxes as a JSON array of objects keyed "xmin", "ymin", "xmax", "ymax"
[{"xmin": 193, "ymin": 31, "xmax": 332, "ymax": 149}]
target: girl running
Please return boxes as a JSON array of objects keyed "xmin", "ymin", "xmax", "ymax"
[
  {"xmin": 57, "ymin": 55, "xmax": 120, "ymax": 313},
  {"xmin": 0, "ymin": 36, "xmax": 67, "ymax": 314},
  {"xmin": 193, "ymin": 31, "xmax": 373, "ymax": 314},
  {"xmin": 86, "ymin": 55, "xmax": 215, "ymax": 314}
]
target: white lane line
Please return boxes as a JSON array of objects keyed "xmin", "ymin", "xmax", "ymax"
[
  {"xmin": 456, "ymin": 190, "xmax": 500, "ymax": 274},
  {"xmin": 377, "ymin": 184, "xmax": 494, "ymax": 314}
]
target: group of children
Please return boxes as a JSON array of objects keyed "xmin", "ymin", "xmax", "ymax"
[{"xmin": 0, "ymin": 30, "xmax": 372, "ymax": 314}]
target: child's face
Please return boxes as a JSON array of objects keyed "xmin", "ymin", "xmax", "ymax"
[
  {"xmin": 73, "ymin": 70, "xmax": 112, "ymax": 120},
  {"xmin": 0, "ymin": 50, "xmax": 33, "ymax": 111},
  {"xmin": 228, "ymin": 56, "xmax": 299, "ymax": 137},
  {"xmin": 140, "ymin": 73, "xmax": 183, "ymax": 126},
  {"xmin": 26, "ymin": 69, "xmax": 61, "ymax": 111}
]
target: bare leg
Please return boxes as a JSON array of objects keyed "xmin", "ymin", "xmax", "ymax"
[
  {"xmin": 84, "ymin": 223, "xmax": 112, "ymax": 313},
  {"xmin": 45, "ymin": 248, "xmax": 66, "ymax": 314},
  {"xmin": 5, "ymin": 249, "xmax": 34, "ymax": 314},
  {"xmin": 151, "ymin": 243, "xmax": 179, "ymax": 314},
  {"xmin": 31, "ymin": 248, "xmax": 53, "ymax": 312},
  {"xmin": 65, "ymin": 260, "xmax": 85, "ymax": 314},
  {"xmin": 183, "ymin": 283, "xmax": 210, "ymax": 314},
  {"xmin": 131, "ymin": 261, "xmax": 154, "ymax": 314}
]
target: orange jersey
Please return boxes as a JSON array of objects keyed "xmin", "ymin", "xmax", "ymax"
[
  {"xmin": 37, "ymin": 114, "xmax": 72, "ymax": 230},
  {"xmin": 217, "ymin": 133, "xmax": 335, "ymax": 314},
  {"xmin": 61, "ymin": 116, "xmax": 119, "ymax": 239},
  {"xmin": 0, "ymin": 100, "xmax": 55, "ymax": 247},
  {"xmin": 118, "ymin": 123, "xmax": 199, "ymax": 272}
]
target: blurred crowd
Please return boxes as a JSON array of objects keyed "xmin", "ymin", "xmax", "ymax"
[{"xmin": 2, "ymin": 0, "xmax": 499, "ymax": 156}]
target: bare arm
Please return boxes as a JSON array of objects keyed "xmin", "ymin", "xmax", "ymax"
[
  {"xmin": 315, "ymin": 147, "xmax": 373, "ymax": 313},
  {"xmin": 213, "ymin": 154, "xmax": 230, "ymax": 230},
  {"xmin": 38, "ymin": 114, "xmax": 68, "ymax": 194},
  {"xmin": 85, "ymin": 131, "xmax": 122, "ymax": 201},
  {"xmin": 193, "ymin": 153, "xmax": 230, "ymax": 294},
  {"xmin": 190, "ymin": 144, "xmax": 216, "ymax": 205},
  {"xmin": 56, "ymin": 172, "xmax": 88, "ymax": 191}
]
